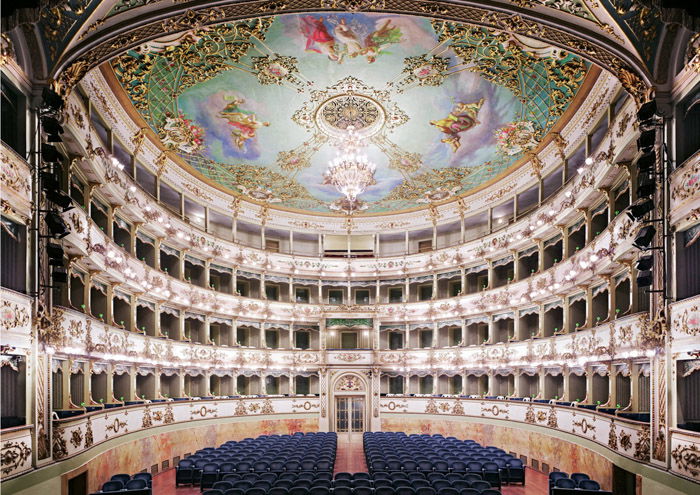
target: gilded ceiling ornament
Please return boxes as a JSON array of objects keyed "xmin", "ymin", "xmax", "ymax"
[
  {"xmin": 162, "ymin": 8, "xmax": 225, "ymax": 32},
  {"xmin": 634, "ymin": 426, "xmax": 651, "ymax": 461},
  {"xmin": 395, "ymin": 54, "xmax": 451, "ymax": 91},
  {"xmin": 0, "ymin": 34, "xmax": 15, "ymax": 66},
  {"xmin": 251, "ymin": 54, "xmax": 305, "ymax": 90},
  {"xmin": 320, "ymin": 0, "xmax": 386, "ymax": 12}
]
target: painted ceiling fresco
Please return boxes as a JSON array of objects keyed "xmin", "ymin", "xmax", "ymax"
[{"xmin": 112, "ymin": 13, "xmax": 590, "ymax": 214}]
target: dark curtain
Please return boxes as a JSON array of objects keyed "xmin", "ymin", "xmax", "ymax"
[
  {"xmin": 1, "ymin": 365, "xmax": 18, "ymax": 418},
  {"xmin": 678, "ymin": 227, "xmax": 700, "ymax": 299},
  {"xmin": 1, "ymin": 217, "xmax": 26, "ymax": 293}
]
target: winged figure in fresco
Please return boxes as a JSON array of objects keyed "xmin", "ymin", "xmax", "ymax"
[
  {"xmin": 362, "ymin": 19, "xmax": 402, "ymax": 63},
  {"xmin": 299, "ymin": 15, "xmax": 341, "ymax": 62},
  {"xmin": 219, "ymin": 97, "xmax": 269, "ymax": 150},
  {"xmin": 430, "ymin": 98, "xmax": 485, "ymax": 152}
]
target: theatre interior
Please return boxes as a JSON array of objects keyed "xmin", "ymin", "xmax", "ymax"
[{"xmin": 1, "ymin": 1, "xmax": 700, "ymax": 494}]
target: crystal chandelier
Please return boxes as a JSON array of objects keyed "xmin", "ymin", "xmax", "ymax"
[{"xmin": 323, "ymin": 126, "xmax": 377, "ymax": 202}]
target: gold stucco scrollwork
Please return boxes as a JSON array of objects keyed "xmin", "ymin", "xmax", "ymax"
[
  {"xmin": 319, "ymin": 0, "xmax": 385, "ymax": 12},
  {"xmin": 0, "ymin": 441, "xmax": 31, "ymax": 475},
  {"xmin": 672, "ymin": 443, "xmax": 700, "ymax": 478}
]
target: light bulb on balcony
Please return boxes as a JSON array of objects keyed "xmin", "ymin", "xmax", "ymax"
[
  {"xmin": 590, "ymin": 254, "xmax": 599, "ymax": 262},
  {"xmin": 585, "ymin": 157, "xmax": 594, "ymax": 165},
  {"xmin": 129, "ymin": 186, "xmax": 136, "ymax": 192},
  {"xmin": 565, "ymin": 191, "xmax": 572, "ymax": 198}
]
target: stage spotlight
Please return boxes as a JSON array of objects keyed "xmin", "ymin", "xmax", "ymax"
[
  {"xmin": 45, "ymin": 190, "xmax": 73, "ymax": 211},
  {"xmin": 636, "ymin": 100, "xmax": 658, "ymax": 126},
  {"xmin": 44, "ymin": 211, "xmax": 69, "ymax": 238},
  {"xmin": 636, "ymin": 270, "xmax": 653, "ymax": 287},
  {"xmin": 637, "ymin": 129, "xmax": 657, "ymax": 152},
  {"xmin": 40, "ymin": 116, "xmax": 63, "ymax": 142},
  {"xmin": 636, "ymin": 255, "xmax": 653, "ymax": 271},
  {"xmin": 46, "ymin": 243, "xmax": 65, "ymax": 266},
  {"xmin": 41, "ymin": 87, "xmax": 64, "ymax": 114},
  {"xmin": 636, "ymin": 151, "xmax": 656, "ymax": 174},
  {"xmin": 633, "ymin": 225, "xmax": 656, "ymax": 250},
  {"xmin": 636, "ymin": 174, "xmax": 656, "ymax": 198},
  {"xmin": 626, "ymin": 199, "xmax": 654, "ymax": 221},
  {"xmin": 51, "ymin": 266, "xmax": 68, "ymax": 284},
  {"xmin": 41, "ymin": 144, "xmax": 64, "ymax": 163},
  {"xmin": 40, "ymin": 172, "xmax": 60, "ymax": 191}
]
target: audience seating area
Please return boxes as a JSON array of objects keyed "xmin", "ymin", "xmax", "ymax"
[
  {"xmin": 364, "ymin": 432, "xmax": 525, "ymax": 491},
  {"xmin": 176, "ymin": 432, "xmax": 337, "ymax": 491},
  {"xmin": 92, "ymin": 432, "xmax": 613, "ymax": 494},
  {"xmin": 90, "ymin": 472, "xmax": 152, "ymax": 494},
  {"xmin": 548, "ymin": 471, "xmax": 611, "ymax": 495}
]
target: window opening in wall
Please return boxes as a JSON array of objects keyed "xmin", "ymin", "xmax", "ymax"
[
  {"xmin": 70, "ymin": 175, "xmax": 86, "ymax": 209},
  {"xmin": 295, "ymin": 330, "xmax": 310, "ymax": 349},
  {"xmin": 135, "ymin": 161, "xmax": 157, "ymax": 198},
  {"xmin": 676, "ymin": 224, "xmax": 700, "ymax": 299},
  {"xmin": 265, "ymin": 284, "xmax": 279, "ymax": 301},
  {"xmin": 1, "ymin": 77, "xmax": 27, "ymax": 156},
  {"xmin": 389, "ymin": 376, "xmax": 404, "ymax": 394},
  {"xmin": 295, "ymin": 287, "xmax": 310, "ymax": 303},
  {"xmin": 265, "ymin": 239, "xmax": 280, "ymax": 252},
  {"xmin": 419, "ymin": 329, "xmax": 433, "ymax": 348},
  {"xmin": 355, "ymin": 289, "xmax": 370, "ymax": 305},
  {"xmin": 340, "ymin": 331, "xmax": 358, "ymax": 349},
  {"xmin": 296, "ymin": 376, "xmax": 310, "ymax": 395},
  {"xmin": 389, "ymin": 287, "xmax": 403, "ymax": 303},
  {"xmin": 328, "ymin": 289, "xmax": 344, "ymax": 305},
  {"xmin": 418, "ymin": 240, "xmax": 433, "ymax": 253},
  {"xmin": 418, "ymin": 284, "xmax": 433, "ymax": 301},
  {"xmin": 449, "ymin": 281, "xmax": 462, "ymax": 297},
  {"xmin": 265, "ymin": 329, "xmax": 279, "ymax": 349},
  {"xmin": 1, "ymin": 216, "xmax": 27, "ymax": 293},
  {"xmin": 388, "ymin": 331, "xmax": 404, "ymax": 350},
  {"xmin": 236, "ymin": 281, "xmax": 249, "ymax": 297},
  {"xmin": 419, "ymin": 375, "xmax": 433, "ymax": 394}
]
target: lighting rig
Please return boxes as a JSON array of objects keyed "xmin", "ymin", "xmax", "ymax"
[
  {"xmin": 626, "ymin": 99, "xmax": 669, "ymax": 302},
  {"xmin": 33, "ymin": 87, "xmax": 72, "ymax": 298}
]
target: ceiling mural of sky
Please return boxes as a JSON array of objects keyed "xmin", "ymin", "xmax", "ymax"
[{"xmin": 112, "ymin": 13, "xmax": 589, "ymax": 214}]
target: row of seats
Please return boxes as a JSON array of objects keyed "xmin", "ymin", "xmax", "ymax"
[
  {"xmin": 90, "ymin": 472, "xmax": 152, "ymax": 494},
  {"xmin": 203, "ymin": 488, "xmax": 499, "ymax": 495},
  {"xmin": 363, "ymin": 433, "xmax": 524, "ymax": 487},
  {"xmin": 549, "ymin": 472, "xmax": 606, "ymax": 493},
  {"xmin": 176, "ymin": 433, "xmax": 337, "ymax": 489}
]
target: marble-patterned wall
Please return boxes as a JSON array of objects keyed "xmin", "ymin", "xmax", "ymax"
[
  {"xmin": 381, "ymin": 416, "xmax": 613, "ymax": 491},
  {"xmin": 81, "ymin": 417, "xmax": 318, "ymax": 493}
]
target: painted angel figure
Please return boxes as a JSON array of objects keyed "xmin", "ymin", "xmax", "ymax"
[
  {"xmin": 430, "ymin": 98, "xmax": 485, "ymax": 152},
  {"xmin": 299, "ymin": 16, "xmax": 340, "ymax": 62},
  {"xmin": 363, "ymin": 19, "xmax": 402, "ymax": 63},
  {"xmin": 219, "ymin": 97, "xmax": 269, "ymax": 150}
]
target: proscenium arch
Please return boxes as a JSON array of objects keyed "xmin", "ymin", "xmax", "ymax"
[{"xmin": 50, "ymin": 0, "xmax": 652, "ymax": 103}]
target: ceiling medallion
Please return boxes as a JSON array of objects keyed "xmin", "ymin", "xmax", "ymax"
[{"xmin": 317, "ymin": 94, "xmax": 385, "ymax": 139}]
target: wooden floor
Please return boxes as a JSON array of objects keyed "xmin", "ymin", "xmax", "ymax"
[{"xmin": 154, "ymin": 435, "xmax": 548, "ymax": 495}]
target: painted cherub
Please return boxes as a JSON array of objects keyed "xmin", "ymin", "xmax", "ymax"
[
  {"xmin": 219, "ymin": 97, "xmax": 269, "ymax": 150},
  {"xmin": 430, "ymin": 98, "xmax": 485, "ymax": 152}
]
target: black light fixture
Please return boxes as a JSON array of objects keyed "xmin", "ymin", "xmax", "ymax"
[
  {"xmin": 40, "ymin": 116, "xmax": 63, "ymax": 142},
  {"xmin": 633, "ymin": 225, "xmax": 656, "ymax": 250},
  {"xmin": 46, "ymin": 243, "xmax": 65, "ymax": 266},
  {"xmin": 41, "ymin": 143, "xmax": 64, "ymax": 163},
  {"xmin": 637, "ymin": 129, "xmax": 657, "ymax": 152},
  {"xmin": 627, "ymin": 199, "xmax": 655, "ymax": 221},
  {"xmin": 636, "ymin": 255, "xmax": 653, "ymax": 271},
  {"xmin": 636, "ymin": 270, "xmax": 653, "ymax": 287},
  {"xmin": 636, "ymin": 151, "xmax": 656, "ymax": 174},
  {"xmin": 636, "ymin": 100, "xmax": 658, "ymax": 126},
  {"xmin": 636, "ymin": 174, "xmax": 656, "ymax": 198},
  {"xmin": 40, "ymin": 87, "xmax": 64, "ymax": 115},
  {"xmin": 44, "ymin": 211, "xmax": 69, "ymax": 238},
  {"xmin": 40, "ymin": 172, "xmax": 60, "ymax": 190},
  {"xmin": 51, "ymin": 266, "xmax": 68, "ymax": 284},
  {"xmin": 45, "ymin": 190, "xmax": 73, "ymax": 211}
]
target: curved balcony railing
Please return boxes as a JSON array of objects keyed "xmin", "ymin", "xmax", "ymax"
[
  {"xmin": 51, "ymin": 396, "xmax": 319, "ymax": 462},
  {"xmin": 60, "ymin": 199, "xmax": 638, "ymax": 326}
]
